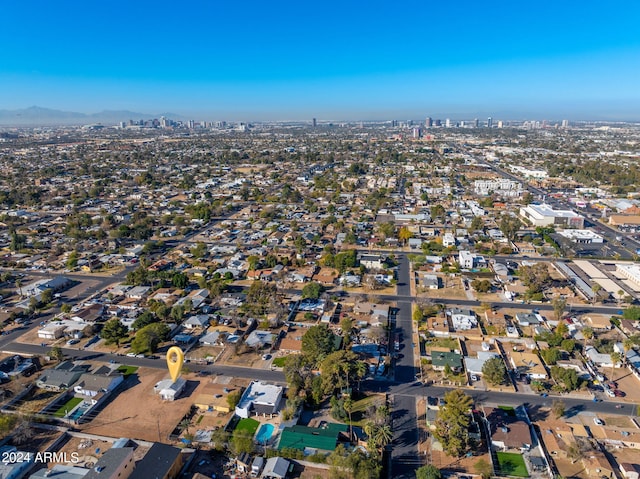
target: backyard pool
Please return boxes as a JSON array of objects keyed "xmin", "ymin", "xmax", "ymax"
[
  {"xmin": 69, "ymin": 402, "xmax": 91, "ymax": 421},
  {"xmin": 255, "ymin": 423, "xmax": 275, "ymax": 443}
]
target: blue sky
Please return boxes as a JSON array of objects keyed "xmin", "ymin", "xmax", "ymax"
[{"xmin": 2, "ymin": 0, "xmax": 640, "ymax": 120}]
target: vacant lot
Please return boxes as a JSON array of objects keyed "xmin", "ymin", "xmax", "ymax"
[{"xmin": 78, "ymin": 368, "xmax": 205, "ymax": 442}]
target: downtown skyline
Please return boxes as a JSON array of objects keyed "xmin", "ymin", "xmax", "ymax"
[{"xmin": 2, "ymin": 0, "xmax": 640, "ymax": 121}]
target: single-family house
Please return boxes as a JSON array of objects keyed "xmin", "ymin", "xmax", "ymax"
[
  {"xmin": 261, "ymin": 457, "xmax": 291, "ymax": 479},
  {"xmin": 183, "ymin": 314, "xmax": 210, "ymax": 329},
  {"xmin": 484, "ymin": 407, "xmax": 532, "ymax": 452},
  {"xmin": 245, "ymin": 330, "xmax": 276, "ymax": 349},
  {"xmin": 235, "ymin": 381, "xmax": 283, "ymax": 418},
  {"xmin": 448, "ymin": 308, "xmax": 477, "ymax": 330},
  {"xmin": 359, "ymin": 254, "xmax": 385, "ymax": 270},
  {"xmin": 83, "ymin": 447, "xmax": 134, "ymax": 479},
  {"xmin": 73, "ymin": 368, "xmax": 124, "ymax": 397},
  {"xmin": 431, "ymin": 351, "xmax": 463, "ymax": 372},
  {"xmin": 278, "ymin": 423, "xmax": 348, "ymax": 453},
  {"xmin": 510, "ymin": 351, "xmax": 548, "ymax": 379},
  {"xmin": 154, "ymin": 377, "xmax": 187, "ymax": 401},
  {"xmin": 129, "ymin": 443, "xmax": 183, "ymax": 479}
]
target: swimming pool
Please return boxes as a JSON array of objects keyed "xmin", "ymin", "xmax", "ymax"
[
  {"xmin": 69, "ymin": 402, "xmax": 91, "ymax": 421},
  {"xmin": 255, "ymin": 423, "xmax": 274, "ymax": 443}
]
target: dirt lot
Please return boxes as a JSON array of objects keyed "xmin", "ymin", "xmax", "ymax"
[
  {"xmin": 608, "ymin": 368, "xmax": 640, "ymax": 403},
  {"xmin": 78, "ymin": 367, "xmax": 207, "ymax": 442}
]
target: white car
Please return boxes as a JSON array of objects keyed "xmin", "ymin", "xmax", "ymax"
[
  {"xmin": 262, "ymin": 354, "xmax": 271, "ymax": 361},
  {"xmin": 66, "ymin": 339, "xmax": 80, "ymax": 345},
  {"xmin": 126, "ymin": 352, "xmax": 136, "ymax": 357},
  {"xmin": 470, "ymin": 374, "xmax": 478, "ymax": 382},
  {"xmin": 593, "ymin": 417, "xmax": 604, "ymax": 426}
]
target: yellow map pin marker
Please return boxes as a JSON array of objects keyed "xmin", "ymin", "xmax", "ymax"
[{"xmin": 166, "ymin": 346, "xmax": 184, "ymax": 383}]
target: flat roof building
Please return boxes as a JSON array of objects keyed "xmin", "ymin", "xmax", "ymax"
[{"xmin": 519, "ymin": 204, "xmax": 584, "ymax": 228}]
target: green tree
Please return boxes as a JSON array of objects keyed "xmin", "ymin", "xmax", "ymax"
[
  {"xmin": 622, "ymin": 307, "xmax": 640, "ymax": 321},
  {"xmin": 100, "ymin": 318, "xmax": 129, "ymax": 346},
  {"xmin": 540, "ymin": 347, "xmax": 561, "ymax": 365},
  {"xmin": 470, "ymin": 216, "xmax": 484, "ymax": 231},
  {"xmin": 0, "ymin": 413, "xmax": 18, "ymax": 436},
  {"xmin": 519, "ymin": 263, "xmax": 551, "ymax": 294},
  {"xmin": 416, "ymin": 464, "xmax": 443, "ymax": 479},
  {"xmin": 226, "ymin": 390, "xmax": 242, "ymax": 410},
  {"xmin": 131, "ymin": 322, "xmax": 170, "ymax": 354},
  {"xmin": 320, "ymin": 350, "xmax": 367, "ymax": 395},
  {"xmin": 230, "ymin": 430, "xmax": 254, "ymax": 455},
  {"xmin": 49, "ymin": 346, "xmax": 64, "ymax": 362},
  {"xmin": 172, "ymin": 272, "xmax": 188, "ymax": 289},
  {"xmin": 190, "ymin": 242, "xmax": 208, "ymax": 259},
  {"xmin": 552, "ymin": 297, "xmax": 567, "ymax": 322},
  {"xmin": 398, "ymin": 226, "xmax": 414, "ymax": 245},
  {"xmin": 499, "ymin": 214, "xmax": 522, "ymax": 241},
  {"xmin": 302, "ymin": 324, "xmax": 338, "ymax": 364},
  {"xmin": 66, "ymin": 250, "xmax": 79, "ymax": 269},
  {"xmin": 582, "ymin": 326, "xmax": 594, "ymax": 350},
  {"xmin": 433, "ymin": 390, "xmax": 473, "ymax": 457},
  {"xmin": 482, "ymin": 357, "xmax": 507, "ymax": 386},
  {"xmin": 60, "ymin": 303, "xmax": 72, "ymax": 314},
  {"xmin": 302, "ymin": 281, "xmax": 323, "ymax": 299},
  {"xmin": 471, "ymin": 279, "xmax": 492, "ymax": 293}
]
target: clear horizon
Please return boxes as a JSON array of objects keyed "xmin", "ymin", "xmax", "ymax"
[{"xmin": 2, "ymin": 1, "xmax": 640, "ymax": 121}]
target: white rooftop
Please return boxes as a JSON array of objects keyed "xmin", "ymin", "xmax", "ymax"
[{"xmin": 238, "ymin": 380, "xmax": 283, "ymax": 409}]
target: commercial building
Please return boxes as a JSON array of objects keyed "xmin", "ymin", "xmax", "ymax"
[
  {"xmin": 616, "ymin": 263, "xmax": 640, "ymax": 288},
  {"xmin": 557, "ymin": 229, "xmax": 603, "ymax": 244},
  {"xmin": 519, "ymin": 204, "xmax": 584, "ymax": 228},
  {"xmin": 474, "ymin": 178, "xmax": 523, "ymax": 197}
]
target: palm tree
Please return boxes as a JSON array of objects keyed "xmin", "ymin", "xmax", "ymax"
[
  {"xmin": 374, "ymin": 424, "xmax": 393, "ymax": 449},
  {"xmin": 610, "ymin": 352, "xmax": 622, "ymax": 380},
  {"xmin": 623, "ymin": 339, "xmax": 634, "ymax": 366},
  {"xmin": 179, "ymin": 418, "xmax": 191, "ymax": 435},
  {"xmin": 343, "ymin": 398, "xmax": 354, "ymax": 442},
  {"xmin": 582, "ymin": 327, "xmax": 594, "ymax": 351}
]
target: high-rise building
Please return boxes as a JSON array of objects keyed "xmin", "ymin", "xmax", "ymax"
[
  {"xmin": 445, "ymin": 118, "xmax": 451, "ymax": 128},
  {"xmin": 561, "ymin": 119, "xmax": 569, "ymax": 128},
  {"xmin": 412, "ymin": 127, "xmax": 422, "ymax": 138},
  {"xmin": 312, "ymin": 118, "xmax": 317, "ymax": 127},
  {"xmin": 434, "ymin": 119, "xmax": 442, "ymax": 127},
  {"xmin": 425, "ymin": 117, "xmax": 433, "ymax": 128},
  {"xmin": 487, "ymin": 117, "xmax": 493, "ymax": 128},
  {"xmin": 497, "ymin": 120, "xmax": 503, "ymax": 128},
  {"xmin": 474, "ymin": 118, "xmax": 479, "ymax": 128}
]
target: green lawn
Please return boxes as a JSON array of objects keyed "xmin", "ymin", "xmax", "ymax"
[
  {"xmin": 117, "ymin": 365, "xmax": 139, "ymax": 377},
  {"xmin": 54, "ymin": 397, "xmax": 82, "ymax": 418},
  {"xmin": 272, "ymin": 357, "xmax": 286, "ymax": 368},
  {"xmin": 498, "ymin": 405, "xmax": 516, "ymax": 416},
  {"xmin": 235, "ymin": 418, "xmax": 260, "ymax": 435},
  {"xmin": 350, "ymin": 395, "xmax": 385, "ymax": 426},
  {"xmin": 496, "ymin": 452, "xmax": 529, "ymax": 477}
]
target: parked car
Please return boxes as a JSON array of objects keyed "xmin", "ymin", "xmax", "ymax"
[
  {"xmin": 614, "ymin": 389, "xmax": 625, "ymax": 397},
  {"xmin": 66, "ymin": 339, "xmax": 80, "ymax": 345},
  {"xmin": 593, "ymin": 417, "xmax": 604, "ymax": 426},
  {"xmin": 470, "ymin": 374, "xmax": 478, "ymax": 382}
]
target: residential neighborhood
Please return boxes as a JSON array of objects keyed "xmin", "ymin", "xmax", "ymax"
[{"xmin": 0, "ymin": 119, "xmax": 640, "ymax": 479}]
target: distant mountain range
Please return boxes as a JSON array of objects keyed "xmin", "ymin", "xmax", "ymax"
[{"xmin": 0, "ymin": 106, "xmax": 184, "ymax": 126}]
